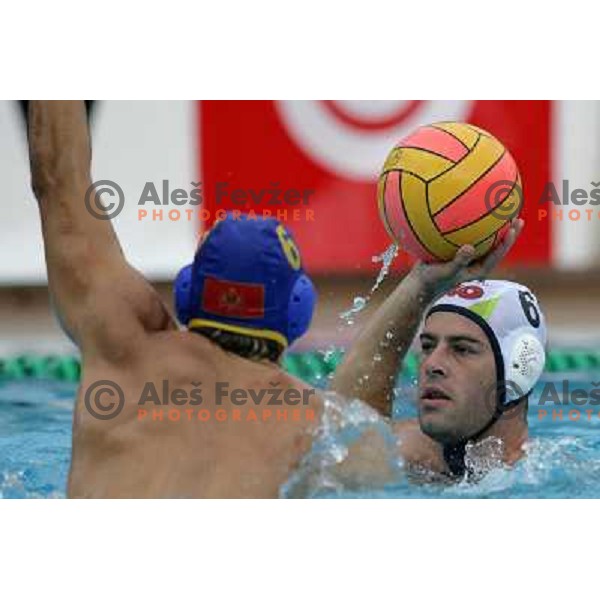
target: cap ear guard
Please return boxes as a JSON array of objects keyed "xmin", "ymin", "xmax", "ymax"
[
  {"xmin": 174, "ymin": 264, "xmax": 193, "ymax": 327},
  {"xmin": 503, "ymin": 328, "xmax": 546, "ymax": 401},
  {"xmin": 287, "ymin": 274, "xmax": 317, "ymax": 345}
]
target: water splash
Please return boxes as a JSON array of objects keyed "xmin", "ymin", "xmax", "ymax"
[
  {"xmin": 280, "ymin": 384, "xmax": 600, "ymax": 498},
  {"xmin": 464, "ymin": 437, "xmax": 505, "ymax": 479},
  {"xmin": 369, "ymin": 243, "xmax": 399, "ymax": 295},
  {"xmin": 280, "ymin": 392, "xmax": 405, "ymax": 498},
  {"xmin": 337, "ymin": 243, "xmax": 399, "ymax": 328}
]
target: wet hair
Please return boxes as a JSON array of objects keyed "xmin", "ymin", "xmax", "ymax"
[{"xmin": 195, "ymin": 327, "xmax": 284, "ymax": 362}]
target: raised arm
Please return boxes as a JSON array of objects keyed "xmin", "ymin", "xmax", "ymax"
[
  {"xmin": 330, "ymin": 220, "xmax": 523, "ymax": 417},
  {"xmin": 329, "ymin": 268, "xmax": 440, "ymax": 417},
  {"xmin": 28, "ymin": 101, "xmax": 176, "ymax": 362}
]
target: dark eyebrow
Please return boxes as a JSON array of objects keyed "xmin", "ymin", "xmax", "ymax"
[
  {"xmin": 447, "ymin": 336, "xmax": 484, "ymax": 346},
  {"xmin": 420, "ymin": 333, "xmax": 436, "ymax": 342},
  {"xmin": 419, "ymin": 333, "xmax": 483, "ymax": 346}
]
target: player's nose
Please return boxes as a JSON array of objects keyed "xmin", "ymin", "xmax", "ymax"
[{"xmin": 421, "ymin": 346, "xmax": 449, "ymax": 379}]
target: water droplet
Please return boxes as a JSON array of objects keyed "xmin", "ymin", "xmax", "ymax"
[
  {"xmin": 323, "ymin": 347, "xmax": 337, "ymax": 362},
  {"xmin": 339, "ymin": 295, "xmax": 367, "ymax": 326},
  {"xmin": 354, "ymin": 296, "xmax": 366, "ymax": 310},
  {"xmin": 370, "ymin": 243, "xmax": 399, "ymax": 294}
]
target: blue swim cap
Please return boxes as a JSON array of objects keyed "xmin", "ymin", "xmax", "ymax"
[{"xmin": 174, "ymin": 213, "xmax": 317, "ymax": 349}]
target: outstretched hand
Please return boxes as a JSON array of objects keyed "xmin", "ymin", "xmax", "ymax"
[{"xmin": 411, "ymin": 219, "xmax": 524, "ymax": 299}]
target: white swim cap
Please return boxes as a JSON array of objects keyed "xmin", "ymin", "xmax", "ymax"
[{"xmin": 426, "ymin": 280, "xmax": 547, "ymax": 404}]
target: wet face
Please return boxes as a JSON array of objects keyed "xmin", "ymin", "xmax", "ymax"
[{"xmin": 417, "ymin": 312, "xmax": 497, "ymax": 445}]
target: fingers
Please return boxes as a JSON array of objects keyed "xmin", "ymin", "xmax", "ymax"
[
  {"xmin": 454, "ymin": 244, "xmax": 476, "ymax": 268},
  {"xmin": 440, "ymin": 244, "xmax": 476, "ymax": 281},
  {"xmin": 495, "ymin": 218, "xmax": 523, "ymax": 259},
  {"xmin": 510, "ymin": 217, "xmax": 524, "ymax": 238},
  {"xmin": 477, "ymin": 218, "xmax": 523, "ymax": 274}
]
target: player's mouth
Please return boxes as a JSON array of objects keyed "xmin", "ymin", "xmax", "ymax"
[{"xmin": 420, "ymin": 386, "xmax": 453, "ymax": 408}]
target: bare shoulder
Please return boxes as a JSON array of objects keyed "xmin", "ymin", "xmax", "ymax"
[
  {"xmin": 392, "ymin": 419, "xmax": 421, "ymax": 435},
  {"xmin": 392, "ymin": 419, "xmax": 444, "ymax": 468}
]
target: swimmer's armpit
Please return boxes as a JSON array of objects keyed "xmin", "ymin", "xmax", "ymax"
[{"xmin": 27, "ymin": 101, "xmax": 176, "ymax": 361}]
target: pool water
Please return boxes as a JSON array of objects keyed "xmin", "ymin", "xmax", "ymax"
[
  {"xmin": 2, "ymin": 377, "xmax": 600, "ymax": 498},
  {"xmin": 0, "ymin": 380, "xmax": 73, "ymax": 498}
]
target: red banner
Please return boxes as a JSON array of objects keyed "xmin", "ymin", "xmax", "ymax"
[{"xmin": 199, "ymin": 101, "xmax": 551, "ymax": 273}]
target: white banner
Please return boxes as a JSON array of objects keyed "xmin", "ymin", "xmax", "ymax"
[{"xmin": 0, "ymin": 101, "xmax": 198, "ymax": 285}]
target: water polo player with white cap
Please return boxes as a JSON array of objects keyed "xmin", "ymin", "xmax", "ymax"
[
  {"xmin": 332, "ymin": 220, "xmax": 546, "ymax": 479},
  {"xmin": 421, "ymin": 279, "xmax": 546, "ymax": 475}
]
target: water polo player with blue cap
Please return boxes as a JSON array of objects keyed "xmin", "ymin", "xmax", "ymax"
[
  {"xmin": 29, "ymin": 102, "xmax": 335, "ymax": 499},
  {"xmin": 331, "ymin": 220, "xmax": 545, "ymax": 479},
  {"xmin": 174, "ymin": 213, "xmax": 317, "ymax": 361}
]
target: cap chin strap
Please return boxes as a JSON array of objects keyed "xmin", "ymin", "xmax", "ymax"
[{"xmin": 442, "ymin": 444, "xmax": 468, "ymax": 478}]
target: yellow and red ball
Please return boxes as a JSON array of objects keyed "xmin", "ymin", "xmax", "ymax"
[{"xmin": 378, "ymin": 121, "xmax": 522, "ymax": 262}]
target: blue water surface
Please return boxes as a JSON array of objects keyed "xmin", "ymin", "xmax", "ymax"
[
  {"xmin": 1, "ymin": 376, "xmax": 600, "ymax": 498},
  {"xmin": 0, "ymin": 380, "xmax": 73, "ymax": 498}
]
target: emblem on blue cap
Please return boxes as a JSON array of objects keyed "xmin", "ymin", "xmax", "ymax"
[{"xmin": 174, "ymin": 213, "xmax": 317, "ymax": 349}]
